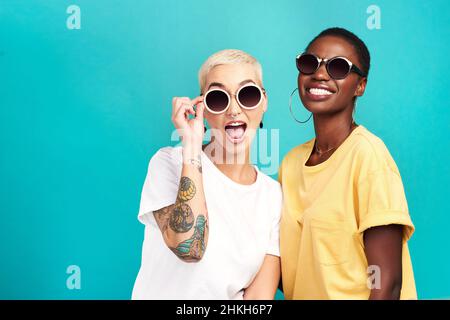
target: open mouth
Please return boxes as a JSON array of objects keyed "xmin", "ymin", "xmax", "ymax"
[
  {"xmin": 305, "ymin": 86, "xmax": 336, "ymax": 101},
  {"xmin": 306, "ymin": 87, "xmax": 335, "ymax": 96},
  {"xmin": 224, "ymin": 121, "xmax": 247, "ymax": 143}
]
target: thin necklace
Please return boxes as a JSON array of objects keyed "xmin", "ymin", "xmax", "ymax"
[
  {"xmin": 314, "ymin": 122, "xmax": 357, "ymax": 157},
  {"xmin": 314, "ymin": 144, "xmax": 336, "ymax": 156}
]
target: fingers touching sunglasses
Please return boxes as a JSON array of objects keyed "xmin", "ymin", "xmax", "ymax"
[
  {"xmin": 202, "ymin": 84, "xmax": 265, "ymax": 114},
  {"xmin": 296, "ymin": 52, "xmax": 366, "ymax": 80}
]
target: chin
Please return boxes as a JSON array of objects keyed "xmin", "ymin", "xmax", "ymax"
[{"xmin": 301, "ymin": 99, "xmax": 333, "ymax": 115}]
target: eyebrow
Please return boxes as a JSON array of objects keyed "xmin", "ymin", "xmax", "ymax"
[{"xmin": 207, "ymin": 79, "xmax": 256, "ymax": 91}]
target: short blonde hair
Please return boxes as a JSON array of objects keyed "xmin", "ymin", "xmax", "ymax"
[{"xmin": 198, "ymin": 49, "xmax": 263, "ymax": 93}]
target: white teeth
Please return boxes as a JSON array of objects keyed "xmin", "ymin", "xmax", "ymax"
[
  {"xmin": 309, "ymin": 88, "xmax": 333, "ymax": 95},
  {"xmin": 228, "ymin": 122, "xmax": 245, "ymax": 126}
]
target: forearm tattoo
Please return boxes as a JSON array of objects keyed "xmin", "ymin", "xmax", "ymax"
[
  {"xmin": 154, "ymin": 206, "xmax": 171, "ymax": 233},
  {"xmin": 169, "ymin": 202, "xmax": 194, "ymax": 233},
  {"xmin": 170, "ymin": 215, "xmax": 207, "ymax": 261},
  {"xmin": 166, "ymin": 176, "xmax": 197, "ymax": 233},
  {"xmin": 178, "ymin": 176, "xmax": 196, "ymax": 202},
  {"xmin": 153, "ymin": 175, "xmax": 208, "ymax": 260}
]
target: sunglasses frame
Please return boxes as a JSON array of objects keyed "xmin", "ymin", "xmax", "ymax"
[
  {"xmin": 296, "ymin": 52, "xmax": 367, "ymax": 79},
  {"xmin": 202, "ymin": 83, "xmax": 265, "ymax": 115}
]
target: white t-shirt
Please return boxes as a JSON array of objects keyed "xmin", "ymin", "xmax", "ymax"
[{"xmin": 132, "ymin": 146, "xmax": 282, "ymax": 300}]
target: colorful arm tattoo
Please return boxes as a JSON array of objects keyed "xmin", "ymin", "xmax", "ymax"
[
  {"xmin": 153, "ymin": 175, "xmax": 208, "ymax": 261},
  {"xmin": 170, "ymin": 215, "xmax": 207, "ymax": 261}
]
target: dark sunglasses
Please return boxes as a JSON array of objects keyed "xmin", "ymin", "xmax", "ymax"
[
  {"xmin": 296, "ymin": 52, "xmax": 367, "ymax": 79},
  {"xmin": 202, "ymin": 84, "xmax": 265, "ymax": 114}
]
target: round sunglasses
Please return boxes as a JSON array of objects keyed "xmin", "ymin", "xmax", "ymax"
[
  {"xmin": 296, "ymin": 52, "xmax": 367, "ymax": 80},
  {"xmin": 202, "ymin": 84, "xmax": 265, "ymax": 114}
]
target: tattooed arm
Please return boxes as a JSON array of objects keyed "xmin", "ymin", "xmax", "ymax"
[
  {"xmin": 154, "ymin": 164, "xmax": 208, "ymax": 262},
  {"xmin": 153, "ymin": 96, "xmax": 208, "ymax": 262}
]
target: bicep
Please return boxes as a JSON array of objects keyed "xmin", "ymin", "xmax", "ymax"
[
  {"xmin": 243, "ymin": 255, "xmax": 280, "ymax": 300},
  {"xmin": 364, "ymin": 224, "xmax": 403, "ymax": 271},
  {"xmin": 363, "ymin": 224, "xmax": 403, "ymax": 299}
]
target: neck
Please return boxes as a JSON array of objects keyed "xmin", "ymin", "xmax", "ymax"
[{"xmin": 312, "ymin": 108, "xmax": 356, "ymax": 151}]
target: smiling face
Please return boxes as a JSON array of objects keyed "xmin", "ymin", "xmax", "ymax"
[
  {"xmin": 298, "ymin": 35, "xmax": 367, "ymax": 116},
  {"xmin": 203, "ymin": 63, "xmax": 267, "ymax": 156}
]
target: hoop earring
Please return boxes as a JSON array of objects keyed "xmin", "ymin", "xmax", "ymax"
[
  {"xmin": 352, "ymin": 98, "xmax": 357, "ymax": 123},
  {"xmin": 289, "ymin": 88, "xmax": 312, "ymax": 124}
]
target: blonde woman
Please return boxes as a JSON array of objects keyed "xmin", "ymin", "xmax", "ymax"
[{"xmin": 132, "ymin": 50, "xmax": 281, "ymax": 300}]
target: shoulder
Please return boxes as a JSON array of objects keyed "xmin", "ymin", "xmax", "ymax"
[
  {"xmin": 256, "ymin": 171, "xmax": 283, "ymax": 221},
  {"xmin": 257, "ymin": 171, "xmax": 282, "ymax": 201},
  {"xmin": 151, "ymin": 146, "xmax": 182, "ymax": 163},
  {"xmin": 258, "ymin": 171, "xmax": 282, "ymax": 191},
  {"xmin": 352, "ymin": 126, "xmax": 400, "ymax": 175},
  {"xmin": 147, "ymin": 146, "xmax": 183, "ymax": 171}
]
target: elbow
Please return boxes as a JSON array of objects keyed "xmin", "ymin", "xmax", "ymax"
[
  {"xmin": 370, "ymin": 276, "xmax": 402, "ymax": 300},
  {"xmin": 163, "ymin": 215, "xmax": 209, "ymax": 263},
  {"xmin": 178, "ymin": 253, "xmax": 205, "ymax": 263},
  {"xmin": 166, "ymin": 236, "xmax": 208, "ymax": 263},
  {"xmin": 389, "ymin": 278, "xmax": 402, "ymax": 300},
  {"xmin": 171, "ymin": 243, "xmax": 207, "ymax": 263},
  {"xmin": 384, "ymin": 273, "xmax": 402, "ymax": 300}
]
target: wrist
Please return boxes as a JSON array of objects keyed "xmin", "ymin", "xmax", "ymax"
[
  {"xmin": 182, "ymin": 147, "xmax": 203, "ymax": 173},
  {"xmin": 182, "ymin": 143, "xmax": 202, "ymax": 160}
]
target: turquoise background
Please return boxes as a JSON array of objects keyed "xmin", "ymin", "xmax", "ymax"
[{"xmin": 1, "ymin": 0, "xmax": 449, "ymax": 299}]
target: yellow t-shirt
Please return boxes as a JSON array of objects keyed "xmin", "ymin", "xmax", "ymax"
[{"xmin": 278, "ymin": 125, "xmax": 416, "ymax": 300}]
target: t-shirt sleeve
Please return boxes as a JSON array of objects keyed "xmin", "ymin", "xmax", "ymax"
[
  {"xmin": 137, "ymin": 147, "xmax": 181, "ymax": 226},
  {"xmin": 277, "ymin": 161, "xmax": 283, "ymax": 185},
  {"xmin": 266, "ymin": 185, "xmax": 282, "ymax": 256},
  {"xmin": 357, "ymin": 167, "xmax": 414, "ymax": 241}
]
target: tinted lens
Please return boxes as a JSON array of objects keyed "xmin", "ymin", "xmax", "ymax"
[
  {"xmin": 205, "ymin": 90, "xmax": 229, "ymax": 112},
  {"xmin": 238, "ymin": 86, "xmax": 261, "ymax": 109},
  {"xmin": 297, "ymin": 54, "xmax": 319, "ymax": 74},
  {"xmin": 327, "ymin": 58, "xmax": 351, "ymax": 79}
]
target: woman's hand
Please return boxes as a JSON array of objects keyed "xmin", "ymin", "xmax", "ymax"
[{"xmin": 171, "ymin": 96, "xmax": 205, "ymax": 152}]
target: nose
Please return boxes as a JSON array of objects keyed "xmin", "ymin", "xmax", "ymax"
[
  {"xmin": 312, "ymin": 62, "xmax": 330, "ymax": 81},
  {"xmin": 226, "ymin": 94, "xmax": 242, "ymax": 117}
]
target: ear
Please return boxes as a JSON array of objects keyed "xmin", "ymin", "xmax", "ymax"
[
  {"xmin": 355, "ymin": 77, "xmax": 367, "ymax": 97},
  {"xmin": 262, "ymin": 88, "xmax": 268, "ymax": 112}
]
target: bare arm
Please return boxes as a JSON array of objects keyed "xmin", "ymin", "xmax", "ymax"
[
  {"xmin": 364, "ymin": 224, "xmax": 403, "ymax": 299},
  {"xmin": 153, "ymin": 96, "xmax": 208, "ymax": 262},
  {"xmin": 243, "ymin": 255, "xmax": 280, "ymax": 300}
]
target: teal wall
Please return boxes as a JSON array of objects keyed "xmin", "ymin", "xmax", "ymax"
[{"xmin": 0, "ymin": 0, "xmax": 448, "ymax": 299}]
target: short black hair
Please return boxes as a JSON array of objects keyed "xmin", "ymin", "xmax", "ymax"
[{"xmin": 306, "ymin": 27, "xmax": 371, "ymax": 77}]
